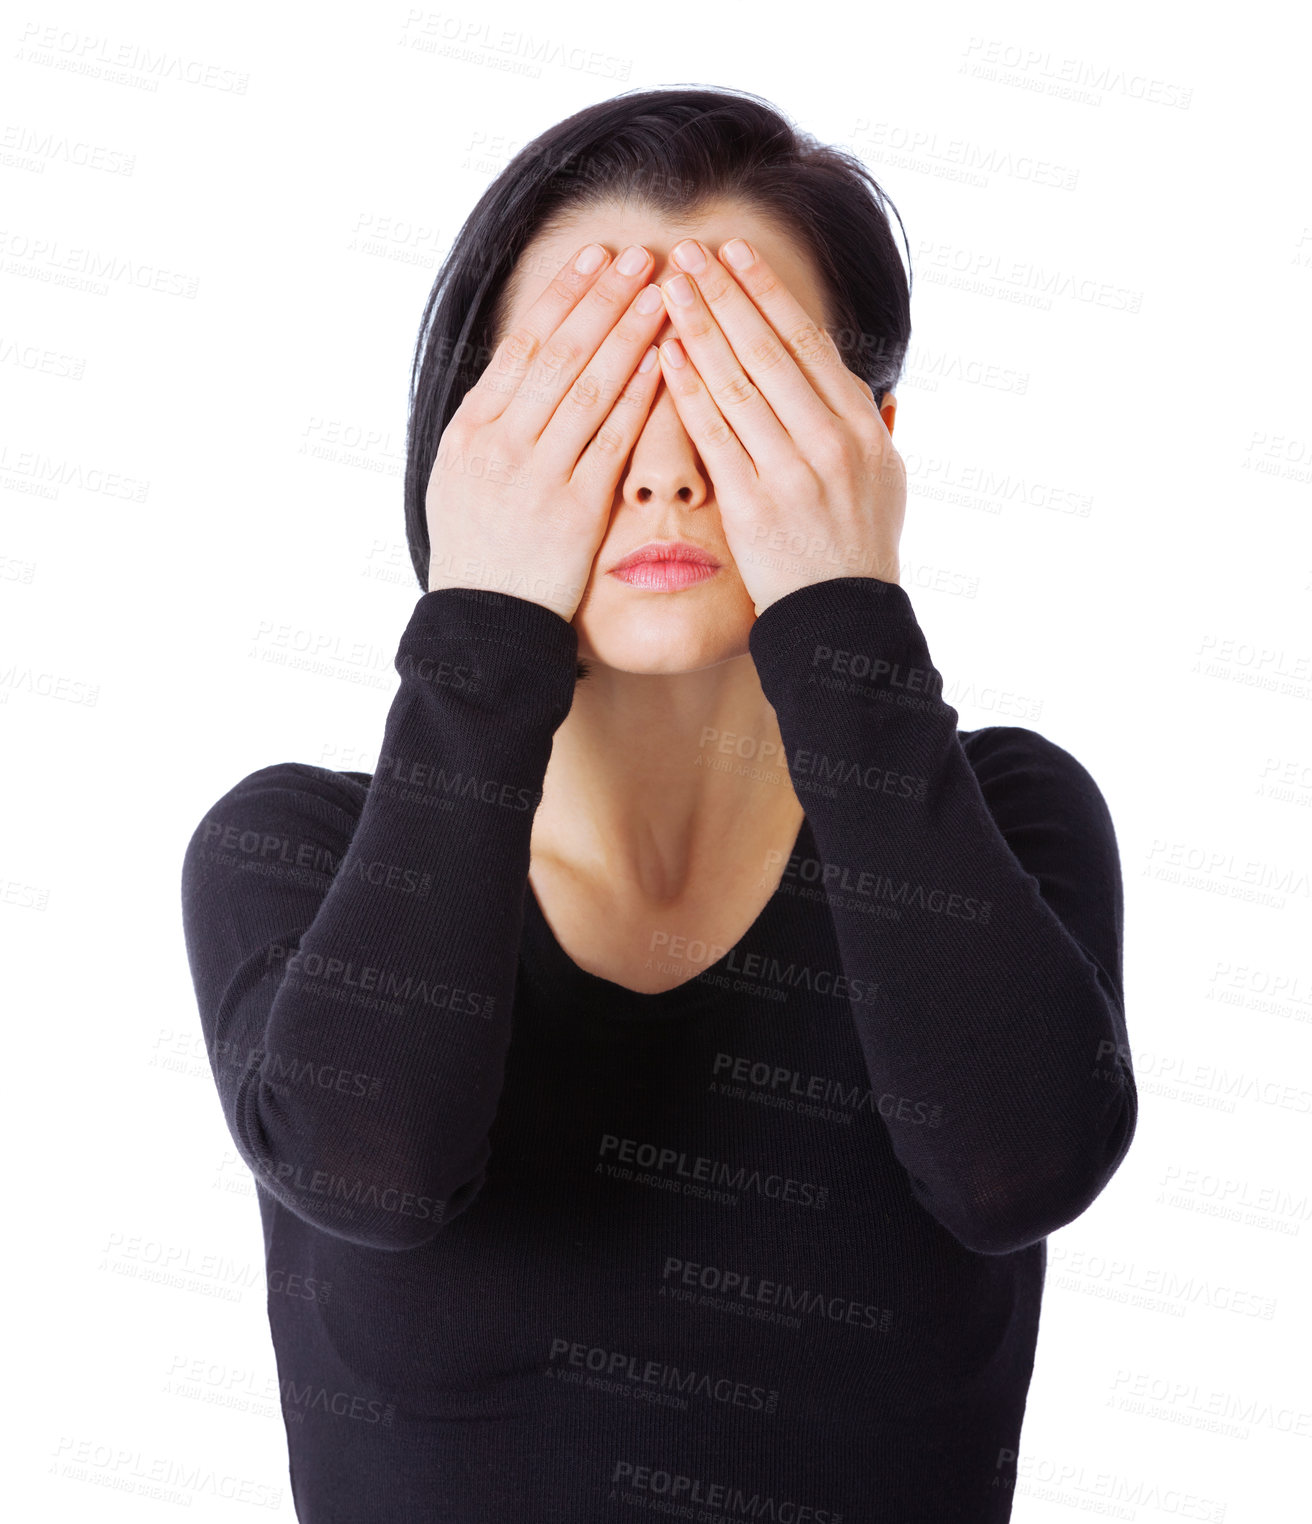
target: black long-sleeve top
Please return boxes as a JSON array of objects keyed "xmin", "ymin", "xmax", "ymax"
[{"xmin": 180, "ymin": 575, "xmax": 1137, "ymax": 1524}]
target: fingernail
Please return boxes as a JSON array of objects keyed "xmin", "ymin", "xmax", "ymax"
[
  {"xmin": 574, "ymin": 243, "xmax": 606, "ymax": 274},
  {"xmin": 617, "ymin": 244, "xmax": 648, "ymax": 276},
  {"xmin": 672, "ymin": 239, "xmax": 706, "ymax": 273},
  {"xmin": 663, "ymin": 274, "xmax": 695, "ymax": 307},
  {"xmin": 722, "ymin": 239, "xmax": 755, "ymax": 269}
]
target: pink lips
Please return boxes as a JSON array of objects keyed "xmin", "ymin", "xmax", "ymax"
[{"xmin": 607, "ymin": 541, "xmax": 723, "ymax": 592}]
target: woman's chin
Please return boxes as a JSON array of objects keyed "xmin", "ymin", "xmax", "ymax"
[{"xmin": 571, "ymin": 581, "xmax": 757, "ymax": 676}]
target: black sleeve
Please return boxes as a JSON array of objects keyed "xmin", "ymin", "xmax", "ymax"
[
  {"xmin": 749, "ymin": 575, "xmax": 1137, "ymax": 1256},
  {"xmin": 180, "ymin": 588, "xmax": 578, "ymax": 1250}
]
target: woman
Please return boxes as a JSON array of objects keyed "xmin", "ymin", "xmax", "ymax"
[{"xmin": 181, "ymin": 86, "xmax": 1137, "ymax": 1523}]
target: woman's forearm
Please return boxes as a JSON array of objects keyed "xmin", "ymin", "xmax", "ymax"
[
  {"xmin": 180, "ymin": 586, "xmax": 578, "ymax": 1249},
  {"xmin": 750, "ymin": 574, "xmax": 1138, "ymax": 1256}
]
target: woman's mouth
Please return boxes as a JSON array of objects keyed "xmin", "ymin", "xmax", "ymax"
[{"xmin": 607, "ymin": 541, "xmax": 723, "ymax": 592}]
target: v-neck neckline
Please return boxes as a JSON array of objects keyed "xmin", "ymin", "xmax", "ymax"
[{"xmin": 518, "ymin": 813, "xmax": 813, "ymax": 1021}]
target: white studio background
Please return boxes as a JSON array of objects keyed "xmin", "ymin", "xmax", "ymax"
[{"xmin": 3, "ymin": 1, "xmax": 1309, "ymax": 1518}]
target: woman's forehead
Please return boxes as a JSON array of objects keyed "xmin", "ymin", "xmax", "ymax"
[{"xmin": 502, "ymin": 202, "xmax": 832, "ymax": 327}]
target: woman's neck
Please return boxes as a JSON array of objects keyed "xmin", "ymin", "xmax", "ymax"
[{"xmin": 529, "ymin": 652, "xmax": 804, "ymax": 904}]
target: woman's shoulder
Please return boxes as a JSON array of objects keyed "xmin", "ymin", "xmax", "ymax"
[
  {"xmin": 957, "ymin": 724, "xmax": 1116, "ymax": 834},
  {"xmin": 958, "ymin": 723, "xmax": 1102, "ymax": 774},
  {"xmin": 203, "ymin": 759, "xmax": 370, "ymax": 815},
  {"xmin": 181, "ymin": 761, "xmax": 373, "ymax": 882}
]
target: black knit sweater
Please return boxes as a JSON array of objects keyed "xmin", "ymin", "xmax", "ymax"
[{"xmin": 180, "ymin": 575, "xmax": 1137, "ymax": 1523}]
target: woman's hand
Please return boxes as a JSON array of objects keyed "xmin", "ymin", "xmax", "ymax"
[
  {"xmin": 655, "ymin": 237, "xmax": 906, "ymax": 616},
  {"xmin": 426, "ymin": 241, "xmax": 668, "ymax": 623}
]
